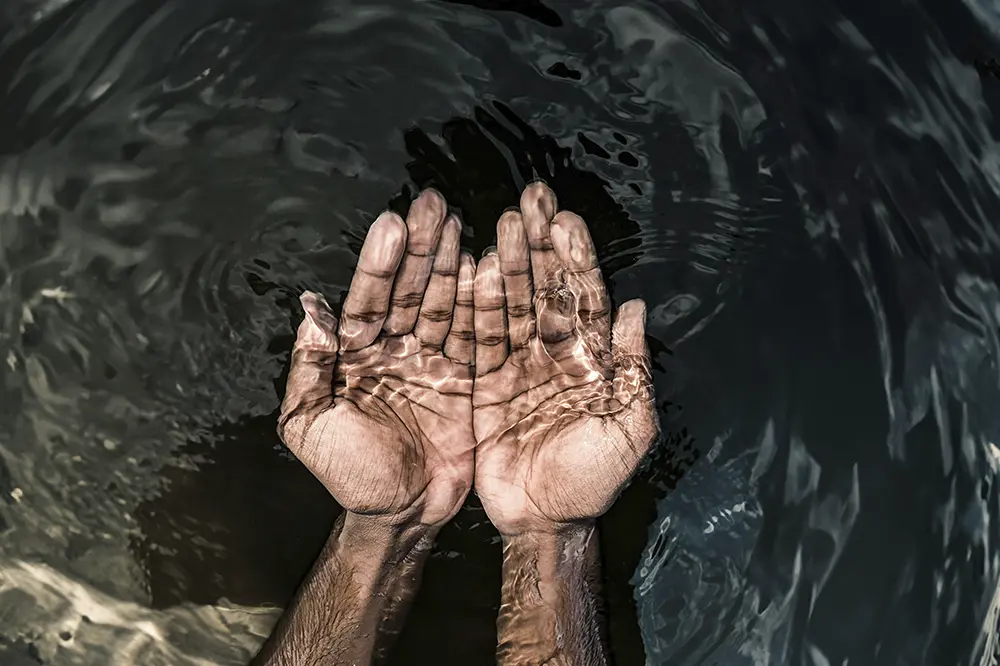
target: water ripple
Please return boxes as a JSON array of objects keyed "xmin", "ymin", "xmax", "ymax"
[{"xmin": 0, "ymin": 0, "xmax": 998, "ymax": 664}]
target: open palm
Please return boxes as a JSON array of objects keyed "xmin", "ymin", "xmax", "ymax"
[
  {"xmin": 278, "ymin": 190, "xmax": 477, "ymax": 528},
  {"xmin": 472, "ymin": 183, "xmax": 660, "ymax": 535}
]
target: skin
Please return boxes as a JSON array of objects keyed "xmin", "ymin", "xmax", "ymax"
[
  {"xmin": 472, "ymin": 182, "xmax": 660, "ymax": 665},
  {"xmin": 252, "ymin": 183, "xmax": 658, "ymax": 666},
  {"xmin": 252, "ymin": 189, "xmax": 477, "ymax": 666}
]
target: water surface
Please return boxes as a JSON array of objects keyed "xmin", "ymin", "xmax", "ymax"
[{"xmin": 1, "ymin": 0, "xmax": 999, "ymax": 664}]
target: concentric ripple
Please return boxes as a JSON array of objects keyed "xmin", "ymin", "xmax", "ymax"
[{"xmin": 0, "ymin": 0, "xmax": 998, "ymax": 665}]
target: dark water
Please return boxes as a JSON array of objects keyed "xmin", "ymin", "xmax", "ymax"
[{"xmin": 1, "ymin": 0, "xmax": 999, "ymax": 664}]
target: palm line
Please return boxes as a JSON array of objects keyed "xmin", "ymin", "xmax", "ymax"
[{"xmin": 474, "ymin": 363, "xmax": 607, "ymax": 412}]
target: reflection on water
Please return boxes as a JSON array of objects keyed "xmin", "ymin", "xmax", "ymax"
[{"xmin": 0, "ymin": 0, "xmax": 998, "ymax": 664}]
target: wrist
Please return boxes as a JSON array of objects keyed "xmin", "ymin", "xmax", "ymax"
[
  {"xmin": 341, "ymin": 510, "xmax": 438, "ymax": 544},
  {"xmin": 497, "ymin": 520, "xmax": 606, "ymax": 666},
  {"xmin": 500, "ymin": 519, "xmax": 596, "ymax": 545},
  {"xmin": 501, "ymin": 520, "xmax": 597, "ymax": 601},
  {"xmin": 501, "ymin": 521, "xmax": 597, "ymax": 575},
  {"xmin": 335, "ymin": 512, "xmax": 438, "ymax": 596}
]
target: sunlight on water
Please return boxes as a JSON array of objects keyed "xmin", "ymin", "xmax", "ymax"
[{"xmin": 0, "ymin": 559, "xmax": 276, "ymax": 665}]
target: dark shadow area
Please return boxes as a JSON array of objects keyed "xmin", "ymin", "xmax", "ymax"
[
  {"xmin": 392, "ymin": 101, "xmax": 643, "ymax": 278},
  {"xmin": 130, "ymin": 412, "xmax": 339, "ymax": 608},
  {"xmin": 438, "ymin": 0, "xmax": 563, "ymax": 28}
]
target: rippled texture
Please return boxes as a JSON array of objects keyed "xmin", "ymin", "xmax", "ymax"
[{"xmin": 0, "ymin": 0, "xmax": 999, "ymax": 664}]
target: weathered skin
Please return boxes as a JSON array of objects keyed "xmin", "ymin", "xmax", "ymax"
[
  {"xmin": 253, "ymin": 189, "xmax": 477, "ymax": 666},
  {"xmin": 252, "ymin": 182, "xmax": 658, "ymax": 666},
  {"xmin": 472, "ymin": 182, "xmax": 660, "ymax": 666},
  {"xmin": 277, "ymin": 189, "xmax": 477, "ymax": 527}
]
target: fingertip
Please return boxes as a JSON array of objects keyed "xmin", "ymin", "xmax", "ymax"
[
  {"xmin": 474, "ymin": 254, "xmax": 504, "ymax": 304},
  {"xmin": 621, "ymin": 298, "xmax": 647, "ymax": 320},
  {"xmin": 551, "ymin": 209, "xmax": 585, "ymax": 230},
  {"xmin": 457, "ymin": 252, "xmax": 477, "ymax": 292},
  {"xmin": 616, "ymin": 299, "xmax": 648, "ymax": 334},
  {"xmin": 498, "ymin": 209, "xmax": 525, "ymax": 240},
  {"xmin": 372, "ymin": 210, "xmax": 408, "ymax": 247},
  {"xmin": 612, "ymin": 298, "xmax": 649, "ymax": 355},
  {"xmin": 520, "ymin": 181, "xmax": 557, "ymax": 219},
  {"xmin": 296, "ymin": 293, "xmax": 339, "ymax": 350},
  {"xmin": 300, "ymin": 290, "xmax": 335, "ymax": 321},
  {"xmin": 416, "ymin": 189, "xmax": 448, "ymax": 234},
  {"xmin": 439, "ymin": 214, "xmax": 463, "ymax": 247},
  {"xmin": 300, "ymin": 290, "xmax": 320, "ymax": 308},
  {"xmin": 444, "ymin": 212, "xmax": 463, "ymax": 234},
  {"xmin": 418, "ymin": 187, "xmax": 447, "ymax": 213},
  {"xmin": 551, "ymin": 211, "xmax": 591, "ymax": 245},
  {"xmin": 497, "ymin": 210, "xmax": 529, "ymax": 273},
  {"xmin": 477, "ymin": 251, "xmax": 500, "ymax": 275}
]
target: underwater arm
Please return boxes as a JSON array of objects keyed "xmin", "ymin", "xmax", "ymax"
[
  {"xmin": 250, "ymin": 511, "xmax": 436, "ymax": 666},
  {"xmin": 497, "ymin": 522, "xmax": 608, "ymax": 666}
]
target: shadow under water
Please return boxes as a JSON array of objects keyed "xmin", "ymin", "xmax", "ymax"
[{"xmin": 0, "ymin": 0, "xmax": 999, "ymax": 665}]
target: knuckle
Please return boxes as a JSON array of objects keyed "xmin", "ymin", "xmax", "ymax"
[
  {"xmin": 451, "ymin": 329, "xmax": 477, "ymax": 342},
  {"xmin": 477, "ymin": 333, "xmax": 507, "ymax": 346},
  {"xmin": 420, "ymin": 307, "xmax": 453, "ymax": 323},
  {"xmin": 391, "ymin": 291, "xmax": 425, "ymax": 308}
]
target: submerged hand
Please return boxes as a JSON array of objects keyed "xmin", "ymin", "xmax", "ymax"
[
  {"xmin": 278, "ymin": 189, "xmax": 477, "ymax": 528},
  {"xmin": 472, "ymin": 182, "xmax": 659, "ymax": 535}
]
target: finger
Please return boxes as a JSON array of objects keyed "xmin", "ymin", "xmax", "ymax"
[
  {"xmin": 550, "ymin": 210, "xmax": 612, "ymax": 364},
  {"xmin": 497, "ymin": 209, "xmax": 535, "ymax": 356},
  {"xmin": 474, "ymin": 252, "xmax": 508, "ymax": 376},
  {"xmin": 536, "ymin": 281, "xmax": 581, "ymax": 362},
  {"xmin": 339, "ymin": 211, "xmax": 407, "ymax": 351},
  {"xmin": 414, "ymin": 214, "xmax": 462, "ymax": 350},
  {"xmin": 610, "ymin": 299, "xmax": 658, "ymax": 442},
  {"xmin": 278, "ymin": 292, "xmax": 339, "ymax": 446},
  {"xmin": 520, "ymin": 181, "xmax": 561, "ymax": 289},
  {"xmin": 384, "ymin": 189, "xmax": 448, "ymax": 335},
  {"xmin": 444, "ymin": 252, "xmax": 476, "ymax": 366}
]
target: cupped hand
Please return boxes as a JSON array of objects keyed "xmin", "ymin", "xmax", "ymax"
[
  {"xmin": 472, "ymin": 183, "xmax": 660, "ymax": 536},
  {"xmin": 278, "ymin": 190, "xmax": 477, "ymax": 529}
]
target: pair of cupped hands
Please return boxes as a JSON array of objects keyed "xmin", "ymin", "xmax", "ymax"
[{"xmin": 278, "ymin": 182, "xmax": 659, "ymax": 537}]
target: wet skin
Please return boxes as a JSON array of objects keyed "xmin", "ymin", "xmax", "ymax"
[
  {"xmin": 252, "ymin": 183, "xmax": 659, "ymax": 666},
  {"xmin": 473, "ymin": 184, "xmax": 659, "ymax": 665}
]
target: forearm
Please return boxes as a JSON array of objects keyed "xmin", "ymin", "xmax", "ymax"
[
  {"xmin": 251, "ymin": 511, "xmax": 436, "ymax": 666},
  {"xmin": 497, "ymin": 521, "xmax": 608, "ymax": 666}
]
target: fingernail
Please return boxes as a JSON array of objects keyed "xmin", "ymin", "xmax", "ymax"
[
  {"xmin": 502, "ymin": 205, "xmax": 520, "ymax": 215},
  {"xmin": 481, "ymin": 244, "xmax": 497, "ymax": 258}
]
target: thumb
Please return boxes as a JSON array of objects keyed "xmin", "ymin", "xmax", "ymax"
[
  {"xmin": 278, "ymin": 291, "xmax": 339, "ymax": 447},
  {"xmin": 610, "ymin": 299, "xmax": 659, "ymax": 447}
]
